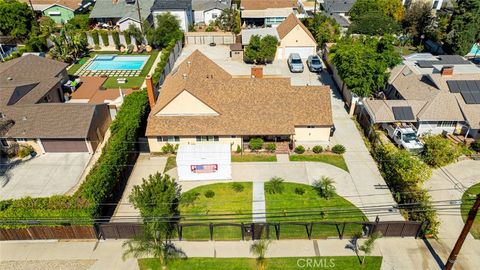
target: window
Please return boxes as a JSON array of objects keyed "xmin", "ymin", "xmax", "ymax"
[
  {"xmin": 48, "ymin": 11, "xmax": 61, "ymax": 16},
  {"xmin": 43, "ymin": 94, "xmax": 52, "ymax": 103},
  {"xmin": 230, "ymin": 135, "xmax": 237, "ymax": 138},
  {"xmin": 196, "ymin": 136, "xmax": 219, "ymax": 142},
  {"xmin": 437, "ymin": 121, "xmax": 456, "ymax": 128},
  {"xmin": 16, "ymin": 138, "xmax": 26, "ymax": 142},
  {"xmin": 307, "ymin": 126, "xmax": 315, "ymax": 128},
  {"xmin": 1, "ymin": 139, "xmax": 8, "ymax": 147},
  {"xmin": 433, "ymin": 0, "xmax": 439, "ymax": 9},
  {"xmin": 212, "ymin": 14, "xmax": 218, "ymax": 19},
  {"xmin": 157, "ymin": 136, "xmax": 179, "ymax": 142}
]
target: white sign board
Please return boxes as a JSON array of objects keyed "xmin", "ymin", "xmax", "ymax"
[{"xmin": 176, "ymin": 144, "xmax": 232, "ymax": 181}]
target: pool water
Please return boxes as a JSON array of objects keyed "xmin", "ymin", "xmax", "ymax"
[{"xmin": 86, "ymin": 55, "xmax": 150, "ymax": 71}]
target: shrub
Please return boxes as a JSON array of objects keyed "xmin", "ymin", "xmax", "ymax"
[
  {"xmin": 181, "ymin": 192, "xmax": 200, "ymax": 207},
  {"xmin": 17, "ymin": 145, "xmax": 34, "ymax": 158},
  {"xmin": 91, "ymin": 31, "xmax": 100, "ymax": 46},
  {"xmin": 265, "ymin": 143, "xmax": 276, "ymax": 152},
  {"xmin": 472, "ymin": 139, "xmax": 480, "ymax": 151},
  {"xmin": 248, "ymin": 138, "xmax": 264, "ymax": 151},
  {"xmin": 231, "ymin": 182, "xmax": 244, "ymax": 192},
  {"xmin": 294, "ymin": 145, "xmax": 305, "ymax": 154},
  {"xmin": 124, "ymin": 32, "xmax": 132, "ymax": 45},
  {"xmin": 152, "ymin": 39, "xmax": 178, "ymax": 85},
  {"xmin": 161, "ymin": 143, "xmax": 178, "ymax": 154},
  {"xmin": 205, "ymin": 25, "xmax": 215, "ymax": 32},
  {"xmin": 422, "ymin": 135, "xmax": 460, "ymax": 167},
  {"xmin": 312, "ymin": 176, "xmax": 336, "ymax": 200},
  {"xmin": 236, "ymin": 145, "xmax": 242, "ymax": 153},
  {"xmin": 331, "ymin": 144, "xmax": 346, "ymax": 154},
  {"xmin": 265, "ymin": 177, "xmax": 285, "ymax": 194},
  {"xmin": 312, "ymin": 145, "xmax": 323, "ymax": 154},
  {"xmin": 294, "ymin": 187, "xmax": 305, "ymax": 195},
  {"xmin": 112, "ymin": 31, "xmax": 120, "ymax": 49},
  {"xmin": 204, "ymin": 190, "xmax": 215, "ymax": 198},
  {"xmin": 100, "ymin": 31, "xmax": 109, "ymax": 46}
]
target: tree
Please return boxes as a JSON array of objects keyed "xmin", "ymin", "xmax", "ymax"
[
  {"xmin": 358, "ymin": 232, "xmax": 382, "ymax": 265},
  {"xmin": 264, "ymin": 177, "xmax": 285, "ymax": 194},
  {"xmin": 0, "ymin": 0, "xmax": 35, "ymax": 39},
  {"xmin": 38, "ymin": 16, "xmax": 56, "ymax": 36},
  {"xmin": 216, "ymin": 8, "xmax": 240, "ymax": 34},
  {"xmin": 349, "ymin": 10, "xmax": 401, "ymax": 36},
  {"xmin": 402, "ymin": 2, "xmax": 435, "ymax": 42},
  {"xmin": 378, "ymin": 0, "xmax": 404, "ymax": 22},
  {"xmin": 421, "ymin": 135, "xmax": 460, "ymax": 167},
  {"xmin": 49, "ymin": 27, "xmax": 88, "ymax": 63},
  {"xmin": 250, "ymin": 239, "xmax": 271, "ymax": 270},
  {"xmin": 126, "ymin": 24, "xmax": 144, "ymax": 45},
  {"xmin": 244, "ymin": 35, "xmax": 278, "ymax": 64},
  {"xmin": 350, "ymin": 0, "xmax": 404, "ymax": 22},
  {"xmin": 302, "ymin": 14, "xmax": 341, "ymax": 45},
  {"xmin": 312, "ymin": 176, "xmax": 336, "ymax": 200},
  {"xmin": 349, "ymin": 0, "xmax": 379, "ymax": 21},
  {"xmin": 65, "ymin": 14, "xmax": 90, "ymax": 31},
  {"xmin": 146, "ymin": 13, "xmax": 183, "ymax": 48},
  {"xmin": 330, "ymin": 37, "xmax": 401, "ymax": 97},
  {"xmin": 123, "ymin": 173, "xmax": 182, "ymax": 269},
  {"xmin": 444, "ymin": 0, "xmax": 480, "ymax": 55}
]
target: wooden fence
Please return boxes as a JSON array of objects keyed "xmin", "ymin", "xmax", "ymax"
[{"xmin": 0, "ymin": 226, "xmax": 96, "ymax": 241}]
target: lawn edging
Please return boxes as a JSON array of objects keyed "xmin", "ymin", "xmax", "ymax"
[
  {"xmin": 289, "ymin": 153, "xmax": 349, "ymax": 171},
  {"xmin": 461, "ymin": 182, "xmax": 480, "ymax": 239}
]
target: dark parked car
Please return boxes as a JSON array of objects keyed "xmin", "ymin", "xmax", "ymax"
[{"xmin": 307, "ymin": 55, "xmax": 323, "ymax": 72}]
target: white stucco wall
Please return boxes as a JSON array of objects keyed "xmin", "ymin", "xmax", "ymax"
[
  {"xmin": 204, "ymin": 9, "xmax": 222, "ymax": 25},
  {"xmin": 417, "ymin": 121, "xmax": 458, "ymax": 136},
  {"xmin": 277, "ymin": 25, "xmax": 316, "ymax": 59},
  {"xmin": 153, "ymin": 10, "xmax": 191, "ymax": 32},
  {"xmin": 148, "ymin": 136, "xmax": 242, "ymax": 153},
  {"xmin": 194, "ymin": 10, "xmax": 204, "ymax": 24},
  {"xmin": 293, "ymin": 127, "xmax": 331, "ymax": 147},
  {"xmin": 118, "ymin": 19, "xmax": 141, "ymax": 32}
]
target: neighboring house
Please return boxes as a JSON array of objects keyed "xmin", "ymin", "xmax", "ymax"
[
  {"xmin": 240, "ymin": 0, "xmax": 303, "ymax": 27},
  {"xmin": 241, "ymin": 13, "xmax": 316, "ymax": 59},
  {"xmin": 402, "ymin": 0, "xmax": 444, "ymax": 10},
  {"xmin": 151, "ymin": 0, "xmax": 193, "ymax": 32},
  {"xmin": 145, "ymin": 50, "xmax": 333, "ymax": 152},
  {"xmin": 192, "ymin": 0, "xmax": 231, "ymax": 25},
  {"xmin": 321, "ymin": 0, "xmax": 355, "ymax": 28},
  {"xmin": 361, "ymin": 54, "xmax": 480, "ymax": 139},
  {"xmin": 90, "ymin": 0, "xmax": 155, "ymax": 31},
  {"xmin": 19, "ymin": 0, "xmax": 85, "ymax": 24},
  {"xmin": 0, "ymin": 55, "xmax": 111, "ymax": 154}
]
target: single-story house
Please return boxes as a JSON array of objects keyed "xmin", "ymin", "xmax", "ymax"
[
  {"xmin": 321, "ymin": 0, "xmax": 355, "ymax": 28},
  {"xmin": 151, "ymin": 0, "xmax": 193, "ymax": 32},
  {"xmin": 240, "ymin": 0, "xmax": 303, "ymax": 27},
  {"xmin": 192, "ymin": 0, "xmax": 231, "ymax": 25},
  {"xmin": 20, "ymin": 0, "xmax": 86, "ymax": 24},
  {"xmin": 240, "ymin": 13, "xmax": 317, "ymax": 59},
  {"xmin": 145, "ymin": 50, "xmax": 333, "ymax": 152},
  {"xmin": 90, "ymin": 0, "xmax": 155, "ymax": 31},
  {"xmin": 0, "ymin": 55, "xmax": 111, "ymax": 154},
  {"xmin": 362, "ymin": 54, "xmax": 480, "ymax": 139}
]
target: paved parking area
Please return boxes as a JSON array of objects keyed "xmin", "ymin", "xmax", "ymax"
[
  {"xmin": 0, "ymin": 153, "xmax": 91, "ymax": 199},
  {"xmin": 177, "ymin": 44, "xmax": 322, "ymax": 86}
]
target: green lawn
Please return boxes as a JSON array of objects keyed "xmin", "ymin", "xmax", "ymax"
[
  {"xmin": 163, "ymin": 156, "xmax": 177, "ymax": 173},
  {"xmin": 461, "ymin": 182, "xmax": 480, "ymax": 239},
  {"xmin": 289, "ymin": 154, "xmax": 349, "ymax": 172},
  {"xmin": 102, "ymin": 76, "xmax": 145, "ymax": 89},
  {"xmin": 265, "ymin": 183, "xmax": 366, "ymax": 239},
  {"xmin": 180, "ymin": 182, "xmax": 252, "ymax": 240},
  {"xmin": 232, "ymin": 154, "xmax": 277, "ymax": 162},
  {"xmin": 67, "ymin": 56, "xmax": 90, "ymax": 75},
  {"xmin": 138, "ymin": 256, "xmax": 383, "ymax": 270}
]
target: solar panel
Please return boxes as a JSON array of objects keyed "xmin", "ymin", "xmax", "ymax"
[
  {"xmin": 461, "ymin": 92, "xmax": 476, "ymax": 104},
  {"xmin": 447, "ymin": 81, "xmax": 460, "ymax": 93},
  {"xmin": 392, "ymin": 106, "xmax": 415, "ymax": 121},
  {"xmin": 447, "ymin": 80, "xmax": 480, "ymax": 93},
  {"xmin": 466, "ymin": 81, "xmax": 478, "ymax": 92},
  {"xmin": 472, "ymin": 92, "xmax": 480, "ymax": 103}
]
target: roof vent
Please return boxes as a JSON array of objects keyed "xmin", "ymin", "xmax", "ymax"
[
  {"xmin": 7, "ymin": 77, "xmax": 12, "ymax": 81},
  {"xmin": 182, "ymin": 74, "xmax": 188, "ymax": 80},
  {"xmin": 187, "ymin": 61, "xmax": 191, "ymax": 67},
  {"xmin": 22, "ymin": 116, "xmax": 27, "ymax": 121}
]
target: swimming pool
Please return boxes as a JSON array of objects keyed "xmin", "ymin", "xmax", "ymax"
[{"xmin": 86, "ymin": 55, "xmax": 150, "ymax": 71}]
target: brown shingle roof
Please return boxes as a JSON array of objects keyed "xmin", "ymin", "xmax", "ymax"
[
  {"xmin": 241, "ymin": 0, "xmax": 298, "ymax": 10},
  {"xmin": 146, "ymin": 50, "xmax": 333, "ymax": 136},
  {"xmin": 276, "ymin": 13, "xmax": 316, "ymax": 42},
  {"xmin": 19, "ymin": 0, "xmax": 82, "ymax": 10}
]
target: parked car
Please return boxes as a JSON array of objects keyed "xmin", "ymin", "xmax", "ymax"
[
  {"xmin": 382, "ymin": 124, "xmax": 424, "ymax": 153},
  {"xmin": 307, "ymin": 55, "xmax": 323, "ymax": 72},
  {"xmin": 287, "ymin": 53, "xmax": 304, "ymax": 73}
]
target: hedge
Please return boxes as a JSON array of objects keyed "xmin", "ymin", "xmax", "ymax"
[
  {"xmin": 112, "ymin": 31, "xmax": 121, "ymax": 49},
  {"xmin": 125, "ymin": 32, "xmax": 132, "ymax": 46},
  {"xmin": 91, "ymin": 30, "xmax": 99, "ymax": 46},
  {"xmin": 100, "ymin": 31, "xmax": 109, "ymax": 46},
  {"xmin": 152, "ymin": 39, "xmax": 178, "ymax": 85},
  {"xmin": 0, "ymin": 91, "xmax": 149, "ymax": 228}
]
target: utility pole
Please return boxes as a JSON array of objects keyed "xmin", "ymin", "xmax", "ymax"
[
  {"xmin": 136, "ymin": 0, "xmax": 144, "ymax": 35},
  {"xmin": 444, "ymin": 194, "xmax": 480, "ymax": 270}
]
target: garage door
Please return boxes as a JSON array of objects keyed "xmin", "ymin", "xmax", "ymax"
[
  {"xmin": 42, "ymin": 139, "xmax": 89, "ymax": 152},
  {"xmin": 283, "ymin": 46, "xmax": 315, "ymax": 59}
]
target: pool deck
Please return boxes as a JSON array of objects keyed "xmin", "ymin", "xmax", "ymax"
[
  {"xmin": 69, "ymin": 76, "xmax": 134, "ymax": 104},
  {"xmin": 73, "ymin": 54, "xmax": 146, "ymax": 77}
]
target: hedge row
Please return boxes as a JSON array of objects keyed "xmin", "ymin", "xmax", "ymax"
[
  {"xmin": 152, "ymin": 39, "xmax": 178, "ymax": 85},
  {"xmin": 0, "ymin": 91, "xmax": 149, "ymax": 228}
]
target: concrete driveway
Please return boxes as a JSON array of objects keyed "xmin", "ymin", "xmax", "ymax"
[
  {"xmin": 423, "ymin": 160, "xmax": 480, "ymax": 270},
  {"xmin": 0, "ymin": 153, "xmax": 91, "ymax": 200}
]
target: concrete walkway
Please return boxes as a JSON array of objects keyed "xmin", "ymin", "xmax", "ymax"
[
  {"xmin": 0, "ymin": 238, "xmax": 451, "ymax": 270},
  {"xmin": 424, "ymin": 160, "xmax": 480, "ymax": 270},
  {"xmin": 322, "ymin": 71, "xmax": 404, "ymax": 221},
  {"xmin": 252, "ymin": 182, "xmax": 266, "ymax": 223}
]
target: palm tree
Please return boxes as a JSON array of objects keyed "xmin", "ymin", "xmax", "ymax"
[
  {"xmin": 312, "ymin": 176, "xmax": 336, "ymax": 200},
  {"xmin": 358, "ymin": 232, "xmax": 382, "ymax": 265},
  {"xmin": 250, "ymin": 239, "xmax": 271, "ymax": 270}
]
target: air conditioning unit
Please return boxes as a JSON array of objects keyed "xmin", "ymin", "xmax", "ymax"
[{"xmin": 125, "ymin": 0, "xmax": 135, "ymax": 4}]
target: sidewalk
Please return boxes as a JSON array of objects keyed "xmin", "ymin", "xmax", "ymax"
[{"xmin": 0, "ymin": 238, "xmax": 459, "ymax": 270}]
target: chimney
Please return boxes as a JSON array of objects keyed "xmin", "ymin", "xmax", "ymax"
[
  {"xmin": 251, "ymin": 66, "xmax": 263, "ymax": 78},
  {"xmin": 145, "ymin": 75, "xmax": 156, "ymax": 109},
  {"xmin": 441, "ymin": 66, "xmax": 454, "ymax": 76}
]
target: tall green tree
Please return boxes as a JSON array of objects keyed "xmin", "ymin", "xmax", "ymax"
[
  {"xmin": 49, "ymin": 28, "xmax": 88, "ymax": 63},
  {"xmin": 421, "ymin": 135, "xmax": 460, "ymax": 167},
  {"xmin": 122, "ymin": 173, "xmax": 182, "ymax": 269},
  {"xmin": 146, "ymin": 13, "xmax": 183, "ymax": 48},
  {"xmin": 402, "ymin": 1, "xmax": 435, "ymax": 41},
  {"xmin": 65, "ymin": 14, "xmax": 90, "ymax": 31},
  {"xmin": 445, "ymin": 0, "xmax": 480, "ymax": 55},
  {"xmin": 350, "ymin": 0, "xmax": 404, "ymax": 22},
  {"xmin": 302, "ymin": 14, "xmax": 340, "ymax": 45},
  {"xmin": 244, "ymin": 35, "xmax": 278, "ymax": 64},
  {"xmin": 0, "ymin": 0, "xmax": 35, "ymax": 39},
  {"xmin": 349, "ymin": 10, "xmax": 401, "ymax": 36},
  {"xmin": 216, "ymin": 8, "xmax": 241, "ymax": 34}
]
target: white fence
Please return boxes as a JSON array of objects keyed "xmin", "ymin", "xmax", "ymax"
[
  {"xmin": 85, "ymin": 32, "xmax": 137, "ymax": 49},
  {"xmin": 185, "ymin": 32, "xmax": 236, "ymax": 45}
]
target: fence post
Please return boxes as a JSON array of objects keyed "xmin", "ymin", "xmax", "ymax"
[
  {"xmin": 340, "ymin": 222, "xmax": 346, "ymax": 240},
  {"xmin": 335, "ymin": 223, "xmax": 341, "ymax": 239},
  {"xmin": 209, "ymin": 223, "xmax": 214, "ymax": 241},
  {"xmin": 400, "ymin": 222, "xmax": 407, "ymax": 238},
  {"xmin": 177, "ymin": 224, "xmax": 183, "ymax": 241},
  {"xmin": 307, "ymin": 223, "xmax": 313, "ymax": 240},
  {"xmin": 241, "ymin": 223, "xmax": 245, "ymax": 241},
  {"xmin": 275, "ymin": 224, "xmax": 280, "ymax": 240},
  {"xmin": 266, "ymin": 224, "xmax": 270, "ymax": 240}
]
